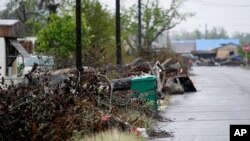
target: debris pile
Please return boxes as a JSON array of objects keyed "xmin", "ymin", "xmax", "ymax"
[
  {"xmin": 122, "ymin": 58, "xmax": 196, "ymax": 95},
  {"xmin": 0, "ymin": 58, "xmax": 196, "ymax": 140},
  {"xmin": 0, "ymin": 66, "xmax": 156, "ymax": 140},
  {"xmin": 0, "ymin": 67, "xmax": 107, "ymax": 140}
]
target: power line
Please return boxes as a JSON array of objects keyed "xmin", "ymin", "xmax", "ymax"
[
  {"xmin": 178, "ymin": 24, "xmax": 250, "ymax": 28},
  {"xmin": 194, "ymin": 0, "xmax": 250, "ymax": 8}
]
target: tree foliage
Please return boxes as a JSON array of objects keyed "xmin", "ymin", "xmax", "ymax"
[
  {"xmin": 81, "ymin": 0, "xmax": 117, "ymax": 65},
  {"xmin": 0, "ymin": 0, "xmax": 73, "ymax": 35},
  {"xmin": 232, "ymin": 32, "xmax": 250, "ymax": 44},
  {"xmin": 237, "ymin": 45, "xmax": 250, "ymax": 59},
  {"xmin": 36, "ymin": 0, "xmax": 118, "ymax": 67},
  {"xmin": 122, "ymin": 0, "xmax": 193, "ymax": 51},
  {"xmin": 0, "ymin": 0, "xmax": 40, "ymax": 35},
  {"xmin": 234, "ymin": 33, "xmax": 250, "ymax": 59},
  {"xmin": 206, "ymin": 27, "xmax": 228, "ymax": 39},
  {"xmin": 36, "ymin": 14, "xmax": 88, "ymax": 58},
  {"xmin": 172, "ymin": 27, "xmax": 229, "ymax": 40}
]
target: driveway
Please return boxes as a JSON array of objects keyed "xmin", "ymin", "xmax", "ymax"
[{"xmin": 151, "ymin": 66, "xmax": 250, "ymax": 141}]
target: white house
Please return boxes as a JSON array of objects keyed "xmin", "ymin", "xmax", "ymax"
[{"xmin": 0, "ymin": 20, "xmax": 30, "ymax": 79}]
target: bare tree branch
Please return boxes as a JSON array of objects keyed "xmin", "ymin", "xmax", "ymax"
[{"xmin": 125, "ymin": 38, "xmax": 136, "ymax": 52}]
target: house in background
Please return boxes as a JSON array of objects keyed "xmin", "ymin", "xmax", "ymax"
[
  {"xmin": 170, "ymin": 38, "xmax": 240, "ymax": 58},
  {"xmin": 213, "ymin": 43, "xmax": 239, "ymax": 60},
  {"xmin": 194, "ymin": 39, "xmax": 240, "ymax": 60},
  {"xmin": 170, "ymin": 39, "xmax": 240, "ymax": 53},
  {"xmin": 0, "ymin": 20, "xmax": 30, "ymax": 79}
]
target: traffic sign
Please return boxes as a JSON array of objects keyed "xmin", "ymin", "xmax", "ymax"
[{"xmin": 243, "ymin": 44, "xmax": 250, "ymax": 52}]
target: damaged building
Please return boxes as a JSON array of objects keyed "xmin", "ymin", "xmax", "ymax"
[{"xmin": 0, "ymin": 20, "xmax": 30, "ymax": 79}]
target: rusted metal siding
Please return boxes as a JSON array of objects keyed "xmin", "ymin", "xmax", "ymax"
[
  {"xmin": 0, "ymin": 20, "xmax": 25, "ymax": 38},
  {"xmin": 19, "ymin": 40, "xmax": 33, "ymax": 53}
]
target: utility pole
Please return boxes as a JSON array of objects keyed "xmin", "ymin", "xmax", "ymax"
[
  {"xmin": 243, "ymin": 44, "xmax": 250, "ymax": 68},
  {"xmin": 138, "ymin": 0, "xmax": 142, "ymax": 52},
  {"xmin": 246, "ymin": 51, "xmax": 248, "ymax": 68},
  {"xmin": 76, "ymin": 0, "xmax": 82, "ymax": 71},
  {"xmin": 205, "ymin": 24, "xmax": 208, "ymax": 39},
  {"xmin": 166, "ymin": 30, "xmax": 171, "ymax": 48},
  {"xmin": 116, "ymin": 0, "xmax": 122, "ymax": 65}
]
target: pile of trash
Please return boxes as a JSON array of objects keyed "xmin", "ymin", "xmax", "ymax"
[
  {"xmin": 117, "ymin": 58, "xmax": 196, "ymax": 95},
  {"xmin": 0, "ymin": 58, "xmax": 196, "ymax": 140}
]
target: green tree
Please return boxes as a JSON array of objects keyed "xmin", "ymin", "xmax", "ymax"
[
  {"xmin": 122, "ymin": 0, "xmax": 193, "ymax": 52},
  {"xmin": 0, "ymin": 0, "xmax": 42, "ymax": 35},
  {"xmin": 172, "ymin": 29, "xmax": 203, "ymax": 40},
  {"xmin": 81, "ymin": 0, "xmax": 117, "ymax": 65},
  {"xmin": 192, "ymin": 29, "xmax": 203, "ymax": 39},
  {"xmin": 36, "ymin": 0, "xmax": 118, "ymax": 67},
  {"xmin": 171, "ymin": 27, "xmax": 229, "ymax": 40},
  {"xmin": 237, "ymin": 45, "xmax": 250, "ymax": 61},
  {"xmin": 0, "ymin": 0, "xmax": 72, "ymax": 35},
  {"xmin": 234, "ymin": 33, "xmax": 250, "ymax": 60},
  {"xmin": 36, "ymin": 13, "xmax": 89, "ymax": 67},
  {"xmin": 207, "ymin": 27, "xmax": 228, "ymax": 39},
  {"xmin": 232, "ymin": 32, "xmax": 250, "ymax": 44}
]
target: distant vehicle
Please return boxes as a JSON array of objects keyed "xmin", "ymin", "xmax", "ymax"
[{"xmin": 18, "ymin": 55, "xmax": 54, "ymax": 75}]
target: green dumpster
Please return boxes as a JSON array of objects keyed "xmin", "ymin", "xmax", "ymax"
[{"xmin": 131, "ymin": 74, "xmax": 158, "ymax": 111}]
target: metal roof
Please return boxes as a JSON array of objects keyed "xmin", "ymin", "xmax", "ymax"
[
  {"xmin": 0, "ymin": 20, "xmax": 19, "ymax": 26},
  {"xmin": 196, "ymin": 39, "xmax": 240, "ymax": 51},
  {"xmin": 0, "ymin": 19, "xmax": 25, "ymax": 37}
]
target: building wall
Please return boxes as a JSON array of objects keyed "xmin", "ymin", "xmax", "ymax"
[
  {"xmin": 10, "ymin": 59, "xmax": 17, "ymax": 77},
  {"xmin": 0, "ymin": 38, "xmax": 18, "ymax": 78},
  {"xmin": 216, "ymin": 45, "xmax": 238, "ymax": 59},
  {"xmin": 0, "ymin": 37, "xmax": 6, "ymax": 77}
]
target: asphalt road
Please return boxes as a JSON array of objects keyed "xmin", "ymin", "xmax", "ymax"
[{"xmin": 151, "ymin": 66, "xmax": 250, "ymax": 141}]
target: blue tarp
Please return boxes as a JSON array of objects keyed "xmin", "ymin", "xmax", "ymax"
[{"xmin": 231, "ymin": 55, "xmax": 242, "ymax": 61}]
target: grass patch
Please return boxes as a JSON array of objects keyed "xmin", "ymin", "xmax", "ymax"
[
  {"xmin": 128, "ymin": 110, "xmax": 155, "ymax": 130},
  {"xmin": 158, "ymin": 94, "xmax": 170, "ymax": 111},
  {"xmin": 161, "ymin": 94, "xmax": 170, "ymax": 106},
  {"xmin": 73, "ymin": 129, "xmax": 146, "ymax": 141}
]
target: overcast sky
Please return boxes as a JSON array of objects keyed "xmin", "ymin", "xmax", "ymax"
[
  {"xmin": 99, "ymin": 0, "xmax": 250, "ymax": 35},
  {"xmin": 0, "ymin": 0, "xmax": 249, "ymax": 35}
]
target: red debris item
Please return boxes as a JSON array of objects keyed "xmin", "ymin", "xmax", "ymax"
[
  {"xmin": 188, "ymin": 59, "xmax": 193, "ymax": 65},
  {"xmin": 130, "ymin": 127, "xmax": 141, "ymax": 137},
  {"xmin": 100, "ymin": 115, "xmax": 112, "ymax": 125}
]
